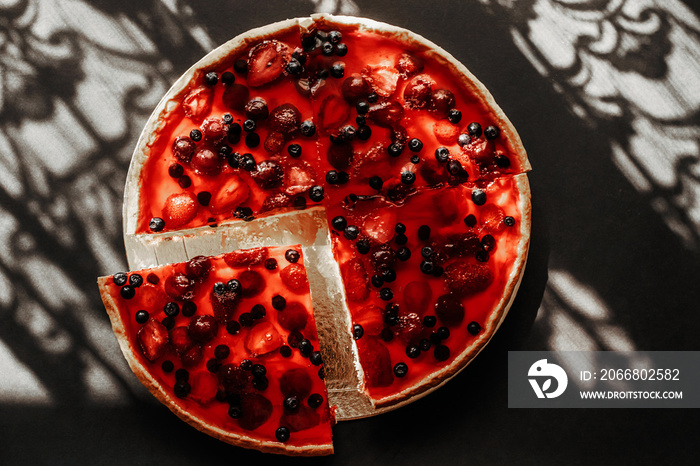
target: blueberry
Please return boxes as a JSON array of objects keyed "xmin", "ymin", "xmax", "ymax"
[
  {"xmin": 322, "ymin": 41, "xmax": 334, "ymax": 55},
  {"xmin": 410, "ymin": 155, "xmax": 420, "ymax": 164},
  {"xmin": 367, "ymin": 93, "xmax": 378, "ymax": 103},
  {"xmin": 331, "ymin": 63, "xmax": 345, "ymax": 78},
  {"xmin": 328, "ymin": 30, "xmax": 342, "ymax": 44},
  {"xmin": 447, "ymin": 109, "xmax": 462, "ymax": 123},
  {"xmin": 476, "ymin": 250, "xmax": 490, "ymax": 263},
  {"xmin": 252, "ymin": 364, "xmax": 266, "ymax": 378},
  {"xmin": 120, "ymin": 286, "xmax": 135, "ymax": 300},
  {"xmin": 213, "ymin": 282, "xmax": 226, "ymax": 295},
  {"xmin": 251, "ymin": 304, "xmax": 266, "ymax": 320},
  {"xmin": 275, "ymin": 425, "xmax": 291, "ymax": 442},
  {"xmin": 395, "ymin": 223, "xmax": 407, "ymax": 234},
  {"xmin": 326, "ymin": 170, "xmax": 339, "ymax": 184},
  {"xmin": 226, "ymin": 321, "xmax": 241, "ymax": 335},
  {"xmin": 221, "ymin": 71, "xmax": 235, "ymax": 85},
  {"xmin": 420, "ymin": 260, "xmax": 434, "ymax": 275},
  {"xmin": 173, "ymin": 381, "xmax": 191, "ymax": 398},
  {"xmin": 214, "ymin": 345, "xmax": 230, "ymax": 360},
  {"xmin": 356, "ymin": 238, "xmax": 371, "ymax": 254},
  {"xmin": 484, "ymin": 125, "xmax": 500, "ymax": 140},
  {"xmin": 421, "ymin": 246, "xmax": 433, "ymax": 259},
  {"xmin": 331, "ymin": 216, "xmax": 347, "ymax": 231},
  {"xmin": 164, "ymin": 302, "xmax": 179, "ymax": 317},
  {"xmin": 481, "ymin": 234, "xmax": 496, "ymax": 252},
  {"xmin": 264, "ymin": 258, "xmax": 278, "ymax": 270},
  {"xmin": 406, "ymin": 345, "xmax": 420, "ymax": 359},
  {"xmin": 356, "ymin": 100, "xmax": 369, "ymax": 114},
  {"xmin": 382, "ymin": 268, "xmax": 396, "ymax": 283},
  {"xmin": 204, "ymin": 71, "xmax": 218, "ymax": 86},
  {"xmin": 471, "ymin": 189, "xmax": 487, "ymax": 206},
  {"xmin": 401, "ymin": 171, "xmax": 416, "ymax": 184},
  {"xmin": 309, "ymin": 185, "xmax": 325, "ymax": 202},
  {"xmin": 495, "ymin": 154, "xmax": 511, "ymax": 168},
  {"xmin": 284, "ymin": 395, "xmax": 300, "ymax": 412},
  {"xmin": 300, "ymin": 120, "xmax": 316, "ymax": 137},
  {"xmin": 353, "ymin": 324, "xmax": 364, "ymax": 340},
  {"xmin": 241, "ymin": 153, "xmax": 256, "ymax": 171},
  {"xmin": 226, "ymin": 279, "xmax": 241, "ymax": 293},
  {"xmin": 135, "ymin": 310, "xmax": 149, "ymax": 324},
  {"xmin": 308, "ymin": 393, "xmax": 324, "ymax": 408},
  {"xmin": 161, "ymin": 360, "xmax": 174, "ymax": 373},
  {"xmin": 393, "ymin": 362, "xmax": 408, "ymax": 378},
  {"xmin": 419, "ymin": 338, "xmax": 431, "ymax": 351},
  {"xmin": 168, "ymin": 163, "xmax": 184, "ymax": 178},
  {"xmin": 238, "ymin": 313, "xmax": 253, "ymax": 327},
  {"xmin": 408, "ymin": 138, "xmax": 423, "ymax": 152},
  {"xmin": 335, "ymin": 43, "xmax": 348, "ymax": 56},
  {"xmin": 285, "ymin": 249, "xmax": 300, "ymax": 263},
  {"xmin": 435, "ymin": 147, "xmax": 450, "ymax": 163},
  {"xmin": 244, "ymin": 132, "xmax": 260, "ymax": 148},
  {"xmin": 287, "ymin": 143, "xmax": 302, "ymax": 158},
  {"xmin": 397, "ymin": 246, "xmax": 411, "ymax": 261},
  {"xmin": 371, "ymin": 274, "xmax": 384, "ymax": 288},
  {"xmin": 298, "ymin": 339, "xmax": 313, "ymax": 356},
  {"xmin": 356, "ymin": 115, "xmax": 366, "ymax": 126},
  {"xmin": 434, "ymin": 345, "xmax": 450, "ymax": 361},
  {"xmin": 280, "ymin": 345, "xmax": 292, "ymax": 357},
  {"xmin": 233, "ymin": 59, "xmax": 247, "ymax": 74},
  {"xmin": 344, "ymin": 225, "xmax": 359, "ymax": 240},
  {"xmin": 253, "ymin": 375, "xmax": 268, "ymax": 391},
  {"xmin": 447, "ymin": 159, "xmax": 463, "ymax": 175},
  {"xmin": 113, "ymin": 272, "xmax": 128, "ymax": 286},
  {"xmin": 310, "ymin": 351, "xmax": 323, "ymax": 366},
  {"xmin": 418, "ymin": 224, "xmax": 431, "ymax": 241},
  {"xmin": 369, "ymin": 175, "xmax": 383, "ymax": 191},
  {"xmin": 467, "ymin": 122, "xmax": 482, "ymax": 138},
  {"xmin": 504, "ymin": 216, "xmax": 515, "ymax": 227},
  {"xmin": 149, "ymin": 217, "xmax": 165, "ymax": 232},
  {"xmin": 178, "ymin": 176, "xmax": 191, "ymax": 189},
  {"xmin": 272, "ymin": 295, "xmax": 286, "ymax": 311},
  {"xmin": 190, "ymin": 129, "xmax": 202, "ymax": 141},
  {"xmin": 437, "ymin": 326, "xmax": 450, "ymax": 340},
  {"xmin": 464, "ymin": 214, "xmax": 477, "ymax": 227},
  {"xmin": 286, "ymin": 59, "xmax": 302, "ymax": 75},
  {"xmin": 182, "ymin": 301, "xmax": 197, "ymax": 317},
  {"xmin": 357, "ymin": 125, "xmax": 372, "ymax": 140},
  {"xmin": 388, "ymin": 142, "xmax": 403, "ymax": 157},
  {"xmin": 394, "ymin": 234, "xmax": 408, "ymax": 245},
  {"xmin": 423, "ymin": 315, "xmax": 437, "ymax": 328},
  {"xmin": 458, "ymin": 133, "xmax": 471, "ymax": 146},
  {"xmin": 379, "ymin": 287, "xmax": 393, "ymax": 301}
]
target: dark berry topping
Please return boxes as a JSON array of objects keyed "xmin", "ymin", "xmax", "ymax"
[
  {"xmin": 467, "ymin": 122, "xmax": 482, "ymax": 138},
  {"xmin": 423, "ymin": 315, "xmax": 437, "ymax": 328},
  {"xmin": 371, "ymin": 274, "xmax": 384, "ymax": 288},
  {"xmin": 264, "ymin": 258, "xmax": 278, "ymax": 270},
  {"xmin": 369, "ymin": 176, "xmax": 383, "ymax": 191},
  {"xmin": 113, "ymin": 272, "xmax": 127, "ymax": 286},
  {"xmin": 213, "ymin": 282, "xmax": 226, "ymax": 295},
  {"xmin": 458, "ymin": 133, "xmax": 471, "ymax": 146},
  {"xmin": 484, "ymin": 125, "xmax": 500, "ymax": 140},
  {"xmin": 434, "ymin": 345, "xmax": 450, "ymax": 361},
  {"xmin": 335, "ymin": 43, "xmax": 348, "ymax": 56},
  {"xmin": 135, "ymin": 310, "xmax": 149, "ymax": 324},
  {"xmin": 240, "ymin": 359, "xmax": 253, "ymax": 370},
  {"xmin": 331, "ymin": 216, "xmax": 347, "ymax": 231},
  {"xmin": 408, "ymin": 138, "xmax": 423, "ymax": 152},
  {"xmin": 410, "ymin": 155, "xmax": 420, "ymax": 164},
  {"xmin": 298, "ymin": 339, "xmax": 313, "ymax": 356},
  {"xmin": 504, "ymin": 216, "xmax": 515, "ymax": 227},
  {"xmin": 283, "ymin": 395, "xmax": 300, "ymax": 412},
  {"xmin": 146, "ymin": 273, "xmax": 159, "ymax": 285},
  {"xmin": 367, "ymin": 92, "xmax": 378, "ymax": 103},
  {"xmin": 464, "ymin": 214, "xmax": 477, "ymax": 227},
  {"xmin": 287, "ymin": 143, "xmax": 302, "ymax": 158},
  {"xmin": 285, "ymin": 249, "xmax": 300, "ymax": 263},
  {"xmin": 272, "ymin": 295, "xmax": 286, "ymax": 311},
  {"xmin": 253, "ymin": 376, "xmax": 268, "ymax": 391},
  {"xmin": 356, "ymin": 238, "xmax": 371, "ymax": 254},
  {"xmin": 214, "ymin": 344, "xmax": 230, "ymax": 360},
  {"xmin": 397, "ymin": 246, "xmax": 411, "ymax": 261},
  {"xmin": 161, "ymin": 360, "xmax": 174, "ymax": 373},
  {"xmin": 495, "ymin": 154, "xmax": 511, "ymax": 168},
  {"xmin": 437, "ymin": 326, "xmax": 451, "ymax": 340},
  {"xmin": 251, "ymin": 304, "xmax": 266, "ymax": 320},
  {"xmin": 379, "ymin": 287, "xmax": 394, "ymax": 301},
  {"xmin": 175, "ymin": 368, "xmax": 189, "ymax": 382},
  {"xmin": 435, "ymin": 147, "xmax": 450, "ymax": 163},
  {"xmin": 238, "ymin": 312, "xmax": 253, "ymax": 328},
  {"xmin": 394, "ymin": 234, "xmax": 408, "ymax": 245},
  {"xmin": 178, "ymin": 175, "xmax": 191, "ymax": 189},
  {"xmin": 286, "ymin": 59, "xmax": 302, "ymax": 75},
  {"xmin": 221, "ymin": 71, "xmax": 235, "ymax": 85},
  {"xmin": 300, "ymin": 120, "xmax": 316, "ymax": 137},
  {"xmin": 401, "ymin": 171, "xmax": 416, "ymax": 184},
  {"xmin": 447, "ymin": 109, "xmax": 462, "ymax": 123},
  {"xmin": 197, "ymin": 191, "xmax": 211, "ymax": 206},
  {"xmin": 161, "ymin": 317, "xmax": 175, "ymax": 330},
  {"xmin": 164, "ymin": 302, "xmax": 180, "ymax": 317},
  {"xmin": 204, "ymin": 71, "xmax": 218, "ymax": 86},
  {"xmin": 173, "ymin": 381, "xmax": 191, "ymax": 398},
  {"xmin": 310, "ymin": 351, "xmax": 323, "ymax": 366},
  {"xmin": 182, "ymin": 301, "xmax": 197, "ymax": 317},
  {"xmin": 393, "ymin": 362, "xmax": 408, "ymax": 378},
  {"xmin": 471, "ymin": 189, "xmax": 487, "ymax": 206},
  {"xmin": 120, "ymin": 286, "xmax": 135, "ymax": 300},
  {"xmin": 233, "ymin": 59, "xmax": 247, "ymax": 74},
  {"xmin": 322, "ymin": 41, "xmax": 334, "ymax": 55},
  {"xmin": 245, "ymin": 132, "xmax": 260, "ymax": 148},
  {"xmin": 308, "ymin": 393, "xmax": 323, "ymax": 408},
  {"xmin": 406, "ymin": 345, "xmax": 420, "ymax": 359},
  {"xmin": 309, "ymin": 185, "xmax": 325, "ymax": 202},
  {"xmin": 357, "ymin": 125, "xmax": 372, "ymax": 140},
  {"xmin": 481, "ymin": 234, "xmax": 496, "ymax": 252},
  {"xmin": 344, "ymin": 225, "xmax": 359, "ymax": 240},
  {"xmin": 420, "ymin": 260, "xmax": 434, "ymax": 275},
  {"xmin": 331, "ymin": 63, "xmax": 345, "ymax": 78},
  {"xmin": 476, "ymin": 250, "xmax": 489, "ymax": 263},
  {"xmin": 388, "ymin": 142, "xmax": 403, "ymax": 157},
  {"xmin": 326, "ymin": 170, "xmax": 339, "ymax": 184},
  {"xmin": 242, "ymin": 119, "xmax": 256, "ymax": 132},
  {"xmin": 352, "ymin": 324, "xmax": 364, "ymax": 340},
  {"xmin": 446, "ymin": 159, "xmax": 463, "ymax": 175},
  {"xmin": 206, "ymin": 358, "xmax": 220, "ymax": 373},
  {"xmin": 190, "ymin": 129, "xmax": 202, "ymax": 142},
  {"xmin": 418, "ymin": 224, "xmax": 431, "ymax": 241},
  {"xmin": 382, "ymin": 268, "xmax": 397, "ymax": 283},
  {"xmin": 280, "ymin": 345, "xmax": 292, "ymax": 357},
  {"xmin": 356, "ymin": 100, "xmax": 369, "ymax": 114},
  {"xmin": 149, "ymin": 217, "xmax": 165, "ymax": 232},
  {"xmin": 394, "ymin": 223, "xmax": 407, "ymax": 234},
  {"xmin": 251, "ymin": 364, "xmax": 266, "ymax": 378},
  {"xmin": 241, "ymin": 153, "xmax": 257, "ymax": 171},
  {"xmin": 168, "ymin": 163, "xmax": 184, "ymax": 178}
]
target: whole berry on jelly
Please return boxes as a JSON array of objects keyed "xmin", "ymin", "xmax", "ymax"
[
  {"xmin": 149, "ymin": 217, "xmax": 165, "ymax": 232},
  {"xmin": 272, "ymin": 295, "xmax": 286, "ymax": 311},
  {"xmin": 353, "ymin": 324, "xmax": 364, "ymax": 340},
  {"xmin": 276, "ymin": 426, "xmax": 291, "ymax": 443},
  {"xmin": 190, "ymin": 129, "xmax": 202, "ymax": 142},
  {"xmin": 344, "ymin": 225, "xmax": 359, "ymax": 240},
  {"xmin": 464, "ymin": 214, "xmax": 477, "ymax": 227},
  {"xmin": 484, "ymin": 125, "xmax": 500, "ymax": 140},
  {"xmin": 495, "ymin": 154, "xmax": 511, "ymax": 168},
  {"xmin": 406, "ymin": 344, "xmax": 420, "ymax": 359},
  {"xmin": 284, "ymin": 395, "xmax": 300, "ymax": 412},
  {"xmin": 226, "ymin": 321, "xmax": 241, "ymax": 335},
  {"xmin": 113, "ymin": 272, "xmax": 127, "ymax": 286},
  {"xmin": 164, "ymin": 302, "xmax": 180, "ymax": 317},
  {"xmin": 356, "ymin": 100, "xmax": 369, "ymax": 114},
  {"xmin": 214, "ymin": 344, "xmax": 230, "ymax": 360},
  {"xmin": 251, "ymin": 304, "xmax": 266, "ymax": 320},
  {"xmin": 471, "ymin": 189, "xmax": 487, "ymax": 206},
  {"xmin": 280, "ymin": 345, "xmax": 292, "ymax": 358},
  {"xmin": 335, "ymin": 43, "xmax": 348, "ymax": 56},
  {"xmin": 467, "ymin": 122, "xmax": 482, "ymax": 138},
  {"xmin": 204, "ymin": 71, "xmax": 218, "ymax": 86},
  {"xmin": 408, "ymin": 138, "xmax": 423, "ymax": 152},
  {"xmin": 401, "ymin": 171, "xmax": 416, "ymax": 185},
  {"xmin": 135, "ymin": 310, "xmax": 149, "ymax": 324},
  {"xmin": 397, "ymin": 246, "xmax": 411, "ymax": 261},
  {"xmin": 308, "ymin": 393, "xmax": 323, "ymax": 408},
  {"xmin": 504, "ymin": 216, "xmax": 515, "ymax": 227},
  {"xmin": 120, "ymin": 286, "xmax": 135, "ymax": 300},
  {"xmin": 298, "ymin": 339, "xmax": 313, "ymax": 356},
  {"xmin": 310, "ymin": 351, "xmax": 323, "ymax": 366},
  {"xmin": 331, "ymin": 216, "xmax": 347, "ymax": 231},
  {"xmin": 357, "ymin": 125, "xmax": 372, "ymax": 140},
  {"xmin": 233, "ymin": 58, "xmax": 247, "ymax": 74},
  {"xmin": 300, "ymin": 120, "xmax": 316, "ymax": 137},
  {"xmin": 418, "ymin": 224, "xmax": 431, "ymax": 241},
  {"xmin": 264, "ymin": 258, "xmax": 278, "ymax": 270},
  {"xmin": 394, "ymin": 234, "xmax": 408, "ymax": 245},
  {"xmin": 369, "ymin": 176, "xmax": 383, "ymax": 191},
  {"xmin": 309, "ymin": 185, "xmax": 325, "ymax": 202},
  {"xmin": 379, "ymin": 287, "xmax": 394, "ymax": 301},
  {"xmin": 371, "ymin": 274, "xmax": 384, "ymax": 288},
  {"xmin": 434, "ymin": 344, "xmax": 450, "ymax": 361},
  {"xmin": 285, "ymin": 249, "xmax": 300, "ymax": 263},
  {"xmin": 287, "ymin": 143, "xmax": 302, "ymax": 158},
  {"xmin": 331, "ymin": 63, "xmax": 345, "ymax": 78},
  {"xmin": 286, "ymin": 59, "xmax": 302, "ymax": 75},
  {"xmin": 394, "ymin": 362, "xmax": 408, "ymax": 378},
  {"xmin": 447, "ymin": 109, "xmax": 462, "ymax": 123},
  {"xmin": 420, "ymin": 260, "xmax": 434, "ymax": 275},
  {"xmin": 388, "ymin": 142, "xmax": 403, "ymax": 157},
  {"xmin": 458, "ymin": 133, "xmax": 471, "ymax": 146},
  {"xmin": 356, "ymin": 238, "xmax": 371, "ymax": 254},
  {"xmin": 326, "ymin": 170, "xmax": 340, "ymax": 184},
  {"xmin": 245, "ymin": 132, "xmax": 260, "ymax": 148},
  {"xmin": 221, "ymin": 71, "xmax": 235, "ymax": 85},
  {"xmin": 435, "ymin": 147, "xmax": 450, "ymax": 163},
  {"xmin": 168, "ymin": 163, "xmax": 184, "ymax": 179}
]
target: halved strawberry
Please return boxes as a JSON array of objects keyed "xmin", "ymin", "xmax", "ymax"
[
  {"xmin": 189, "ymin": 371, "xmax": 219, "ymax": 405},
  {"xmin": 246, "ymin": 40, "xmax": 290, "ymax": 87},
  {"xmin": 200, "ymin": 117, "xmax": 226, "ymax": 144},
  {"xmin": 396, "ymin": 312, "xmax": 423, "ymax": 345},
  {"xmin": 357, "ymin": 336, "xmax": 393, "ymax": 388},
  {"xmin": 277, "ymin": 301, "xmax": 308, "ymax": 331},
  {"xmin": 244, "ymin": 321, "xmax": 282, "ymax": 357},
  {"xmin": 251, "ymin": 160, "xmax": 284, "ymax": 190},
  {"xmin": 260, "ymin": 192, "xmax": 291, "ymax": 213},
  {"xmin": 223, "ymin": 247, "xmax": 269, "ymax": 268},
  {"xmin": 264, "ymin": 131, "xmax": 286, "ymax": 153},
  {"xmin": 403, "ymin": 74, "xmax": 434, "ymax": 109},
  {"xmin": 279, "ymin": 368, "xmax": 312, "ymax": 398},
  {"xmin": 280, "ymin": 405, "xmax": 320, "ymax": 432},
  {"xmin": 238, "ymin": 270, "xmax": 265, "ymax": 297},
  {"xmin": 318, "ymin": 94, "xmax": 350, "ymax": 133},
  {"xmin": 137, "ymin": 283, "xmax": 169, "ymax": 315},
  {"xmin": 283, "ymin": 159, "xmax": 316, "ymax": 196},
  {"xmin": 354, "ymin": 305, "xmax": 384, "ymax": 336},
  {"xmin": 238, "ymin": 393, "xmax": 273, "ymax": 430},
  {"xmin": 461, "ymin": 137, "xmax": 492, "ymax": 165},
  {"xmin": 280, "ymin": 263, "xmax": 309, "ymax": 293},
  {"xmin": 433, "ymin": 120, "xmax": 460, "ymax": 144},
  {"xmin": 394, "ymin": 52, "xmax": 424, "ymax": 77},
  {"xmin": 222, "ymin": 83, "xmax": 249, "ymax": 111},
  {"xmin": 180, "ymin": 344, "xmax": 204, "ymax": 367},
  {"xmin": 137, "ymin": 317, "xmax": 169, "ymax": 362},
  {"xmin": 181, "ymin": 86, "xmax": 213, "ymax": 120},
  {"xmin": 403, "ymin": 281, "xmax": 433, "ymax": 316},
  {"xmin": 162, "ymin": 192, "xmax": 198, "ymax": 230},
  {"xmin": 210, "ymin": 287, "xmax": 240, "ymax": 323},
  {"xmin": 340, "ymin": 258, "xmax": 369, "ymax": 302},
  {"xmin": 164, "ymin": 272, "xmax": 195, "ymax": 300},
  {"xmin": 169, "ymin": 325, "xmax": 195, "ymax": 354},
  {"xmin": 362, "ymin": 208, "xmax": 398, "ymax": 245},
  {"xmin": 443, "ymin": 259, "xmax": 493, "ymax": 296},
  {"xmin": 269, "ymin": 103, "xmax": 301, "ymax": 136},
  {"xmin": 209, "ymin": 175, "xmax": 250, "ymax": 215},
  {"xmin": 361, "ymin": 63, "xmax": 399, "ymax": 97},
  {"xmin": 367, "ymin": 100, "xmax": 404, "ymax": 127},
  {"xmin": 191, "ymin": 148, "xmax": 222, "ymax": 177},
  {"xmin": 480, "ymin": 204, "xmax": 506, "ymax": 233}
]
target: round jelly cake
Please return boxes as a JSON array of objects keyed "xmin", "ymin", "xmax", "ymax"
[{"xmin": 103, "ymin": 14, "xmax": 531, "ymax": 456}]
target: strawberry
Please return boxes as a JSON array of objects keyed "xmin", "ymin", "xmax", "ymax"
[
  {"xmin": 260, "ymin": 192, "xmax": 291, "ymax": 213},
  {"xmin": 264, "ymin": 131, "xmax": 286, "ymax": 153},
  {"xmin": 169, "ymin": 326, "xmax": 195, "ymax": 354},
  {"xmin": 137, "ymin": 318, "xmax": 169, "ymax": 362},
  {"xmin": 218, "ymin": 363, "xmax": 253, "ymax": 394},
  {"xmin": 191, "ymin": 148, "xmax": 221, "ymax": 177},
  {"xmin": 222, "ymin": 83, "xmax": 250, "ymax": 112},
  {"xmin": 238, "ymin": 393, "xmax": 273, "ymax": 430},
  {"xmin": 280, "ymin": 405, "xmax": 321, "ymax": 432},
  {"xmin": 370, "ymin": 243, "xmax": 397, "ymax": 271},
  {"xmin": 452, "ymin": 232, "xmax": 482, "ymax": 257},
  {"xmin": 318, "ymin": 94, "xmax": 350, "ymax": 133},
  {"xmin": 418, "ymin": 158, "xmax": 449, "ymax": 186},
  {"xmin": 251, "ymin": 160, "xmax": 284, "ymax": 190},
  {"xmin": 462, "ymin": 137, "xmax": 492, "ymax": 165},
  {"xmin": 433, "ymin": 188, "xmax": 460, "ymax": 224},
  {"xmin": 354, "ymin": 305, "xmax": 384, "ymax": 336},
  {"xmin": 238, "ymin": 270, "xmax": 265, "ymax": 297},
  {"xmin": 172, "ymin": 136, "xmax": 196, "ymax": 163},
  {"xmin": 283, "ymin": 159, "xmax": 316, "ymax": 196},
  {"xmin": 480, "ymin": 204, "xmax": 506, "ymax": 233},
  {"xmin": 434, "ymin": 293, "xmax": 465, "ymax": 327},
  {"xmin": 361, "ymin": 63, "xmax": 399, "ymax": 97},
  {"xmin": 269, "ymin": 103, "xmax": 301, "ymax": 136},
  {"xmin": 433, "ymin": 120, "xmax": 460, "ymax": 144},
  {"xmin": 404, "ymin": 74, "xmax": 434, "ymax": 109},
  {"xmin": 164, "ymin": 272, "xmax": 195, "ymax": 300},
  {"xmin": 396, "ymin": 312, "xmax": 423, "ymax": 345},
  {"xmin": 223, "ymin": 247, "xmax": 269, "ymax": 268},
  {"xmin": 362, "ymin": 208, "xmax": 398, "ymax": 245},
  {"xmin": 429, "ymin": 89, "xmax": 455, "ymax": 118},
  {"xmin": 403, "ymin": 281, "xmax": 433, "ymax": 316},
  {"xmin": 188, "ymin": 314, "xmax": 218, "ymax": 343},
  {"xmin": 162, "ymin": 192, "xmax": 198, "ymax": 230},
  {"xmin": 340, "ymin": 258, "xmax": 369, "ymax": 302},
  {"xmin": 136, "ymin": 283, "xmax": 168, "ymax": 315},
  {"xmin": 185, "ymin": 256, "xmax": 212, "ymax": 281},
  {"xmin": 276, "ymin": 301, "xmax": 308, "ymax": 331},
  {"xmin": 244, "ymin": 321, "xmax": 282, "ymax": 357},
  {"xmin": 210, "ymin": 287, "xmax": 240, "ymax": 323},
  {"xmin": 279, "ymin": 368, "xmax": 313, "ymax": 398},
  {"xmin": 280, "ymin": 263, "xmax": 309, "ymax": 293},
  {"xmin": 367, "ymin": 100, "xmax": 404, "ymax": 127},
  {"xmin": 394, "ymin": 52, "xmax": 424, "ymax": 77},
  {"xmin": 341, "ymin": 74, "xmax": 372, "ymax": 102},
  {"xmin": 246, "ymin": 40, "xmax": 290, "ymax": 87},
  {"xmin": 351, "ymin": 142, "xmax": 389, "ymax": 179},
  {"xmin": 443, "ymin": 259, "xmax": 493, "ymax": 296},
  {"xmin": 180, "ymin": 344, "xmax": 203, "ymax": 367},
  {"xmin": 188, "ymin": 371, "xmax": 219, "ymax": 405},
  {"xmin": 181, "ymin": 86, "xmax": 213, "ymax": 120},
  {"xmin": 209, "ymin": 175, "xmax": 250, "ymax": 215},
  {"xmin": 200, "ymin": 117, "xmax": 226, "ymax": 144},
  {"xmin": 357, "ymin": 336, "xmax": 393, "ymax": 388}
]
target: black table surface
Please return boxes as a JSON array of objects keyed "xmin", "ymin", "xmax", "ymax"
[{"xmin": 2, "ymin": 0, "xmax": 699, "ymax": 464}]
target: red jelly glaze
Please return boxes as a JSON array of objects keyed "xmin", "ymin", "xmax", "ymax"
[
  {"xmin": 102, "ymin": 245, "xmax": 333, "ymax": 448},
  {"xmin": 133, "ymin": 24, "xmax": 528, "ymax": 405}
]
